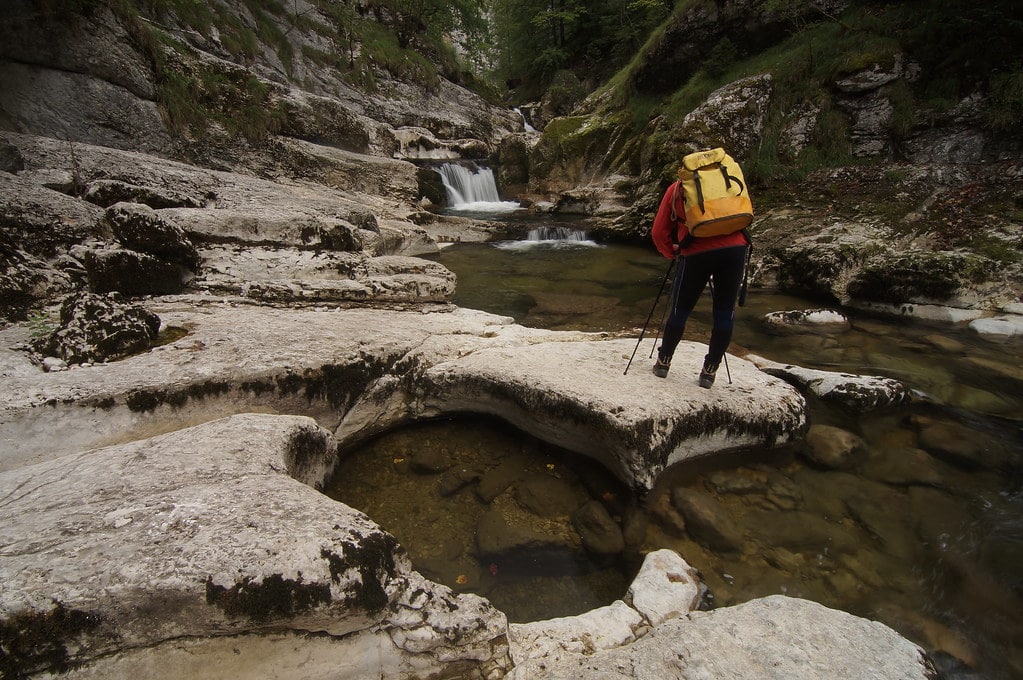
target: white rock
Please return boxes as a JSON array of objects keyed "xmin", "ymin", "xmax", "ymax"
[
  {"xmin": 762, "ymin": 308, "xmax": 851, "ymax": 334},
  {"xmin": 1, "ymin": 304, "xmax": 807, "ymax": 492},
  {"xmin": 626, "ymin": 548, "xmax": 702, "ymax": 626},
  {"xmin": 41, "ymin": 356, "xmax": 68, "ymax": 371},
  {"xmin": 0, "ymin": 414, "xmax": 509, "ymax": 677},
  {"xmin": 507, "ymin": 595, "xmax": 931, "ymax": 680},
  {"xmin": 969, "ymin": 314, "xmax": 1023, "ymax": 338}
]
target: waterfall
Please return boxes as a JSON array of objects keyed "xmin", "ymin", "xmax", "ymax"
[
  {"xmin": 436, "ymin": 163, "xmax": 521, "ymax": 213},
  {"xmin": 513, "ymin": 107, "xmax": 536, "ymax": 133}
]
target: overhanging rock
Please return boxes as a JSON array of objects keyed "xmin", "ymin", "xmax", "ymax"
[
  {"xmin": 339, "ymin": 338, "xmax": 807, "ymax": 492},
  {"xmin": 1, "ymin": 302, "xmax": 806, "ymax": 492}
]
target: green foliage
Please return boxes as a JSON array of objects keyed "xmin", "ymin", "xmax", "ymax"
[
  {"xmin": 156, "ymin": 62, "xmax": 286, "ymax": 143},
  {"xmin": 985, "ymin": 69, "xmax": 1023, "ymax": 132},
  {"xmin": 702, "ymin": 38, "xmax": 739, "ymax": 78},
  {"xmin": 544, "ymin": 70, "xmax": 586, "ymax": 117},
  {"xmin": 492, "ymin": 0, "xmax": 670, "ymax": 100}
]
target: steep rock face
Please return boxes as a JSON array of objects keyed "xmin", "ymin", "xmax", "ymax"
[{"xmin": 0, "ymin": 0, "xmax": 522, "ymax": 164}]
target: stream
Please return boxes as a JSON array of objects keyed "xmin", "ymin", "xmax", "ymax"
[{"xmin": 326, "ymin": 186, "xmax": 1023, "ymax": 678}]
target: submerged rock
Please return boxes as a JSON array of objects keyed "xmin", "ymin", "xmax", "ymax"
[{"xmin": 801, "ymin": 424, "xmax": 868, "ymax": 470}]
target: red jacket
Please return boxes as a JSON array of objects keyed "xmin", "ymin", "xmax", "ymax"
[{"xmin": 651, "ymin": 180, "xmax": 749, "ymax": 258}]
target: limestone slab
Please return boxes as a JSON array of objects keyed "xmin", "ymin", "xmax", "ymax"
[{"xmin": 0, "ymin": 413, "xmax": 509, "ymax": 677}]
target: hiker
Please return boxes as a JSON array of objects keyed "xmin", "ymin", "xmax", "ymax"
[{"xmin": 650, "ymin": 176, "xmax": 751, "ymax": 388}]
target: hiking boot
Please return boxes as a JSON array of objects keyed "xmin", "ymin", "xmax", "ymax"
[
  {"xmin": 652, "ymin": 353, "xmax": 671, "ymax": 378},
  {"xmin": 698, "ymin": 357, "xmax": 719, "ymax": 389}
]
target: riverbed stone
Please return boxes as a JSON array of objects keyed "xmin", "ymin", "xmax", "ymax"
[
  {"xmin": 801, "ymin": 423, "xmax": 868, "ymax": 470},
  {"xmin": 864, "ymin": 446, "xmax": 949, "ymax": 487},
  {"xmin": 910, "ymin": 414, "xmax": 1018, "ymax": 470},
  {"xmin": 572, "ymin": 500, "xmax": 626, "ymax": 555},
  {"xmin": 671, "ymin": 488, "xmax": 745, "ymax": 553},
  {"xmin": 515, "ymin": 473, "xmax": 586, "ymax": 518},
  {"xmin": 476, "ymin": 499, "xmax": 577, "ymax": 562}
]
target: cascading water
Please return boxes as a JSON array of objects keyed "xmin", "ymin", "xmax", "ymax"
[
  {"xmin": 437, "ymin": 163, "xmax": 521, "ymax": 213},
  {"xmin": 513, "ymin": 107, "xmax": 536, "ymax": 133},
  {"xmin": 494, "ymin": 225, "xmax": 599, "ymax": 251},
  {"xmin": 526, "ymin": 226, "xmax": 590, "ymax": 241}
]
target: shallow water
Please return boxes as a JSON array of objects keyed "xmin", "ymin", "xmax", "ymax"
[{"xmin": 327, "ymin": 234, "xmax": 1023, "ymax": 679}]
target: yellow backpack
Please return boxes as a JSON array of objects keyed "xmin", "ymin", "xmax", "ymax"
[{"xmin": 674, "ymin": 147, "xmax": 753, "ymax": 237}]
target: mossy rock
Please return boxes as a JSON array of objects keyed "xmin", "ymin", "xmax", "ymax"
[{"xmin": 847, "ymin": 250, "xmax": 997, "ymax": 303}]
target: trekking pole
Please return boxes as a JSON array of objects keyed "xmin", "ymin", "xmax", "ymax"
[
  {"xmin": 624, "ymin": 258, "xmax": 675, "ymax": 375},
  {"xmin": 648, "ymin": 285, "xmax": 672, "ymax": 359},
  {"xmin": 707, "ymin": 277, "xmax": 733, "ymax": 385}
]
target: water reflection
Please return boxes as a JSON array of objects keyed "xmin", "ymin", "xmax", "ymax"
[{"xmin": 333, "ymin": 233, "xmax": 1023, "ymax": 679}]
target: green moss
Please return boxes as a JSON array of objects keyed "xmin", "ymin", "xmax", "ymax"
[{"xmin": 847, "ymin": 251, "xmax": 997, "ymax": 303}]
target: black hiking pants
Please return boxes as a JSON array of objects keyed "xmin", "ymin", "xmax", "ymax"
[{"xmin": 659, "ymin": 244, "xmax": 748, "ymax": 368}]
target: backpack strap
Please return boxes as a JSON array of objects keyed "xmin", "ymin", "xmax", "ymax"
[{"xmin": 693, "ymin": 168, "xmax": 706, "ymax": 213}]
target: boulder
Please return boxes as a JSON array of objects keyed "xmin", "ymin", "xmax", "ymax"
[
  {"xmin": 105, "ymin": 202, "xmax": 200, "ymax": 269},
  {"xmin": 30, "ymin": 292, "xmax": 160, "ymax": 365},
  {"xmin": 80, "ymin": 247, "xmax": 190, "ymax": 296},
  {"xmin": 676, "ymin": 74, "xmax": 773, "ymax": 161}
]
